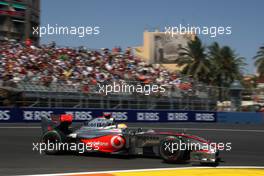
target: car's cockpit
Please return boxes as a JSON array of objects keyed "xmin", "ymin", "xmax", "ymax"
[{"xmin": 84, "ymin": 118, "xmax": 127, "ymax": 129}]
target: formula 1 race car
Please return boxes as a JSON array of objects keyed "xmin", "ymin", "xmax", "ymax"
[{"xmin": 40, "ymin": 114, "xmax": 220, "ymax": 165}]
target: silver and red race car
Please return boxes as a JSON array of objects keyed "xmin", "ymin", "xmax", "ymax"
[{"xmin": 40, "ymin": 114, "xmax": 220, "ymax": 165}]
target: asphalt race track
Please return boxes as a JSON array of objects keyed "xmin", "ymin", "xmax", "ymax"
[{"xmin": 0, "ymin": 123, "xmax": 264, "ymax": 175}]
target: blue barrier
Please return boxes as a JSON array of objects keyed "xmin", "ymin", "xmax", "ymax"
[
  {"xmin": 0, "ymin": 107, "xmax": 216, "ymax": 123},
  {"xmin": 217, "ymin": 112, "xmax": 264, "ymax": 124},
  {"xmin": 1, "ymin": 107, "xmax": 263, "ymax": 124}
]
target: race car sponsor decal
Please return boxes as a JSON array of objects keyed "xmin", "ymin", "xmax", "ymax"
[
  {"xmin": 81, "ymin": 135, "xmax": 125, "ymax": 152},
  {"xmin": 110, "ymin": 135, "xmax": 125, "ymax": 149}
]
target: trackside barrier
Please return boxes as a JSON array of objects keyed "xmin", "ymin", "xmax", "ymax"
[
  {"xmin": 0, "ymin": 107, "xmax": 216, "ymax": 122},
  {"xmin": 0, "ymin": 107, "xmax": 263, "ymax": 124},
  {"xmin": 217, "ymin": 112, "xmax": 264, "ymax": 124}
]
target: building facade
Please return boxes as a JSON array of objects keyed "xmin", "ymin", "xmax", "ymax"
[
  {"xmin": 134, "ymin": 30, "xmax": 195, "ymax": 72},
  {"xmin": 0, "ymin": 0, "xmax": 40, "ymax": 43}
]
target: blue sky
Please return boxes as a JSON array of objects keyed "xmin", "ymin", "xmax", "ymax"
[{"xmin": 40, "ymin": 0, "xmax": 264, "ymax": 74}]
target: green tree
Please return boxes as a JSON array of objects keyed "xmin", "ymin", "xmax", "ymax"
[
  {"xmin": 178, "ymin": 38, "xmax": 245, "ymax": 88},
  {"xmin": 208, "ymin": 42, "xmax": 245, "ymax": 87},
  {"xmin": 254, "ymin": 45, "xmax": 264, "ymax": 77},
  {"xmin": 177, "ymin": 36, "xmax": 211, "ymax": 83},
  {"xmin": 208, "ymin": 42, "xmax": 246, "ymax": 100}
]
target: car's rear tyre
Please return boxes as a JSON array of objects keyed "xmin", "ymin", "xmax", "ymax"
[
  {"xmin": 41, "ymin": 130, "xmax": 64, "ymax": 155},
  {"xmin": 159, "ymin": 136, "xmax": 187, "ymax": 163}
]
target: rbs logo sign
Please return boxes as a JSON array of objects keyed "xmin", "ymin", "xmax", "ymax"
[
  {"xmin": 137, "ymin": 112, "xmax": 159, "ymax": 121},
  {"xmin": 195, "ymin": 113, "xmax": 215, "ymax": 121},
  {"xmin": 0, "ymin": 108, "xmax": 217, "ymax": 122},
  {"xmin": 103, "ymin": 112, "xmax": 128, "ymax": 121},
  {"xmin": 167, "ymin": 113, "xmax": 188, "ymax": 121},
  {"xmin": 23, "ymin": 111, "xmax": 53, "ymax": 120},
  {"xmin": 65, "ymin": 111, "xmax": 92, "ymax": 120},
  {"xmin": 0, "ymin": 110, "xmax": 10, "ymax": 120}
]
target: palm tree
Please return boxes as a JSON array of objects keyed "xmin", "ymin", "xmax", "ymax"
[
  {"xmin": 254, "ymin": 45, "xmax": 264, "ymax": 77},
  {"xmin": 177, "ymin": 36, "xmax": 211, "ymax": 83},
  {"xmin": 208, "ymin": 42, "xmax": 245, "ymax": 87},
  {"xmin": 208, "ymin": 42, "xmax": 246, "ymax": 100}
]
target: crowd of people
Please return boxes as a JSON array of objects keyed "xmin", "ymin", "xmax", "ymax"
[{"xmin": 0, "ymin": 39, "xmax": 194, "ymax": 94}]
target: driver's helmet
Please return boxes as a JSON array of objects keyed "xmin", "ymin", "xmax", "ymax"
[{"xmin": 117, "ymin": 123, "xmax": 127, "ymax": 129}]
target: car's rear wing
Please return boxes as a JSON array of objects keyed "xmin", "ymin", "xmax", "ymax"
[{"xmin": 41, "ymin": 114, "xmax": 73, "ymax": 134}]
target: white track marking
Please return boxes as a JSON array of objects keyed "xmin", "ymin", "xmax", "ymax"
[
  {"xmin": 1, "ymin": 126, "xmax": 264, "ymax": 132},
  {"xmin": 0, "ymin": 126, "xmax": 40, "ymax": 129},
  {"xmin": 18, "ymin": 166, "xmax": 264, "ymax": 176},
  {"xmin": 149, "ymin": 127, "xmax": 264, "ymax": 133}
]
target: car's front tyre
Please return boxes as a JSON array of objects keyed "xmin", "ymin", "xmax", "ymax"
[{"xmin": 159, "ymin": 136, "xmax": 187, "ymax": 163}]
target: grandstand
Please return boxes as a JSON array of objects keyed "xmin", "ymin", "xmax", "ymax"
[{"xmin": 0, "ymin": 39, "xmax": 218, "ymax": 110}]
